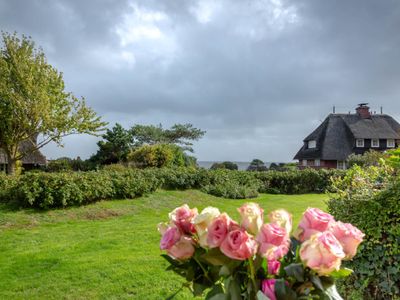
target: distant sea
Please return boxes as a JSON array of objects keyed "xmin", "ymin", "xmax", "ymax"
[{"xmin": 197, "ymin": 161, "xmax": 274, "ymax": 170}]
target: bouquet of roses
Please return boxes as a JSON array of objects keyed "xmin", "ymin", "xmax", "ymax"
[{"xmin": 158, "ymin": 203, "xmax": 364, "ymax": 300}]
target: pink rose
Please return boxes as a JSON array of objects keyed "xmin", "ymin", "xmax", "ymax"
[
  {"xmin": 331, "ymin": 221, "xmax": 364, "ymax": 260},
  {"xmin": 300, "ymin": 231, "xmax": 345, "ymax": 276},
  {"xmin": 160, "ymin": 226, "xmax": 181, "ymax": 250},
  {"xmin": 220, "ymin": 229, "xmax": 258, "ymax": 260},
  {"xmin": 207, "ymin": 213, "xmax": 239, "ymax": 248},
  {"xmin": 238, "ymin": 202, "xmax": 264, "ymax": 235},
  {"xmin": 268, "ymin": 209, "xmax": 292, "ymax": 236},
  {"xmin": 262, "ymin": 279, "xmax": 277, "ymax": 300},
  {"xmin": 268, "ymin": 260, "xmax": 281, "ymax": 275},
  {"xmin": 169, "ymin": 204, "xmax": 198, "ymax": 234},
  {"xmin": 257, "ymin": 223, "xmax": 290, "ymax": 261},
  {"xmin": 294, "ymin": 208, "xmax": 335, "ymax": 242},
  {"xmin": 167, "ymin": 236, "xmax": 195, "ymax": 260},
  {"xmin": 193, "ymin": 207, "xmax": 220, "ymax": 247}
]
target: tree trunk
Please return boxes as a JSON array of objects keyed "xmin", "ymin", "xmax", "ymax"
[{"xmin": 6, "ymin": 154, "xmax": 17, "ymax": 175}]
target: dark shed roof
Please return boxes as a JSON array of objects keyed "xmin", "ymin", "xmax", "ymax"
[{"xmin": 294, "ymin": 113, "xmax": 400, "ymax": 161}]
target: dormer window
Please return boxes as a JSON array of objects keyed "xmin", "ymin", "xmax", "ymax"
[
  {"xmin": 356, "ymin": 139, "xmax": 364, "ymax": 147},
  {"xmin": 308, "ymin": 140, "xmax": 316, "ymax": 148},
  {"xmin": 387, "ymin": 139, "xmax": 395, "ymax": 148},
  {"xmin": 371, "ymin": 139, "xmax": 379, "ymax": 148}
]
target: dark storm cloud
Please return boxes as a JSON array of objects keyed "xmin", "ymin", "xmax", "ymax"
[{"xmin": 1, "ymin": 0, "xmax": 400, "ymax": 161}]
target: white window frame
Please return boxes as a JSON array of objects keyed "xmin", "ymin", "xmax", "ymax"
[
  {"xmin": 308, "ymin": 140, "xmax": 316, "ymax": 149},
  {"xmin": 387, "ymin": 139, "xmax": 395, "ymax": 148},
  {"xmin": 371, "ymin": 138, "xmax": 380, "ymax": 148},
  {"xmin": 302, "ymin": 160, "xmax": 307, "ymax": 167},
  {"xmin": 337, "ymin": 161, "xmax": 346, "ymax": 170},
  {"xmin": 314, "ymin": 159, "xmax": 320, "ymax": 167},
  {"xmin": 356, "ymin": 139, "xmax": 364, "ymax": 148}
]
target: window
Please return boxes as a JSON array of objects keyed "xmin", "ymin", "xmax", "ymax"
[
  {"xmin": 315, "ymin": 159, "xmax": 320, "ymax": 167},
  {"xmin": 308, "ymin": 140, "xmax": 316, "ymax": 148},
  {"xmin": 387, "ymin": 139, "xmax": 395, "ymax": 148},
  {"xmin": 371, "ymin": 139, "xmax": 379, "ymax": 148},
  {"xmin": 302, "ymin": 160, "xmax": 307, "ymax": 167},
  {"xmin": 337, "ymin": 161, "xmax": 346, "ymax": 170},
  {"xmin": 356, "ymin": 139, "xmax": 364, "ymax": 148}
]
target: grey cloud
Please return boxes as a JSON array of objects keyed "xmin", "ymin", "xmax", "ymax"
[{"xmin": 1, "ymin": 0, "xmax": 400, "ymax": 161}]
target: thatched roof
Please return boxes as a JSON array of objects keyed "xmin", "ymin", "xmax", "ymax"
[
  {"xmin": 0, "ymin": 140, "xmax": 46, "ymax": 165},
  {"xmin": 294, "ymin": 113, "xmax": 400, "ymax": 161}
]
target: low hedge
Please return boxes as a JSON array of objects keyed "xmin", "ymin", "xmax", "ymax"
[{"xmin": 0, "ymin": 167, "xmax": 343, "ymax": 208}]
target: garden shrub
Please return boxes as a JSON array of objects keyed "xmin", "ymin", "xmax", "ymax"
[
  {"xmin": 255, "ymin": 168, "xmax": 343, "ymax": 194},
  {"xmin": 328, "ymin": 164, "xmax": 399, "ymax": 299},
  {"xmin": 128, "ymin": 144, "xmax": 186, "ymax": 168},
  {"xmin": 200, "ymin": 169, "xmax": 261, "ymax": 199},
  {"xmin": 1, "ymin": 167, "xmax": 340, "ymax": 208}
]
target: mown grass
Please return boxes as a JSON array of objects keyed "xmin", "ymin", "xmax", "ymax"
[{"xmin": 0, "ymin": 190, "xmax": 328, "ymax": 299}]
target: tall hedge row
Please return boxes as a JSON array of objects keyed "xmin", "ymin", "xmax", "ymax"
[
  {"xmin": 0, "ymin": 167, "xmax": 343, "ymax": 208},
  {"xmin": 328, "ymin": 165, "xmax": 400, "ymax": 299}
]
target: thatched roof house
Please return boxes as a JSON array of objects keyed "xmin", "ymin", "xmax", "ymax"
[
  {"xmin": 0, "ymin": 140, "xmax": 47, "ymax": 172},
  {"xmin": 294, "ymin": 104, "xmax": 400, "ymax": 169}
]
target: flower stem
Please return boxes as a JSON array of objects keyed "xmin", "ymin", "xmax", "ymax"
[
  {"xmin": 194, "ymin": 256, "xmax": 211, "ymax": 283},
  {"xmin": 248, "ymin": 258, "xmax": 257, "ymax": 293}
]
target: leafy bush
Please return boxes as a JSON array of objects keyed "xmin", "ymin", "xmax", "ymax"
[
  {"xmin": 328, "ymin": 163, "xmax": 399, "ymax": 299},
  {"xmin": 201, "ymin": 169, "xmax": 261, "ymax": 199},
  {"xmin": 128, "ymin": 144, "xmax": 186, "ymax": 168},
  {"xmin": 1, "ymin": 167, "xmax": 340, "ymax": 208},
  {"xmin": 210, "ymin": 161, "xmax": 239, "ymax": 170},
  {"xmin": 347, "ymin": 150, "xmax": 385, "ymax": 168},
  {"xmin": 255, "ymin": 169, "xmax": 344, "ymax": 194}
]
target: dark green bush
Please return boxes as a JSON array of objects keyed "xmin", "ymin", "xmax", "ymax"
[
  {"xmin": 255, "ymin": 168, "xmax": 344, "ymax": 194},
  {"xmin": 328, "ymin": 165, "xmax": 399, "ymax": 299},
  {"xmin": 1, "ymin": 167, "xmax": 340, "ymax": 208},
  {"xmin": 200, "ymin": 169, "xmax": 261, "ymax": 199}
]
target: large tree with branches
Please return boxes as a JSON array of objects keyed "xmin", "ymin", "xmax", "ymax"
[{"xmin": 0, "ymin": 32, "xmax": 106, "ymax": 174}]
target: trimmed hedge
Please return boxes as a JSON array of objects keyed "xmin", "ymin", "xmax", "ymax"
[
  {"xmin": 0, "ymin": 167, "xmax": 343, "ymax": 208},
  {"xmin": 328, "ymin": 165, "xmax": 399, "ymax": 299}
]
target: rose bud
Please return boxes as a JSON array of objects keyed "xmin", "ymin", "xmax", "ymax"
[
  {"xmin": 207, "ymin": 213, "xmax": 239, "ymax": 248},
  {"xmin": 268, "ymin": 209, "xmax": 292, "ymax": 236},
  {"xmin": 294, "ymin": 208, "xmax": 335, "ymax": 242},
  {"xmin": 169, "ymin": 204, "xmax": 198, "ymax": 234},
  {"xmin": 300, "ymin": 231, "xmax": 345, "ymax": 276},
  {"xmin": 238, "ymin": 203, "xmax": 264, "ymax": 235},
  {"xmin": 193, "ymin": 206, "xmax": 220, "ymax": 247},
  {"xmin": 268, "ymin": 260, "xmax": 281, "ymax": 275},
  {"xmin": 257, "ymin": 223, "xmax": 290, "ymax": 261},
  {"xmin": 262, "ymin": 279, "xmax": 277, "ymax": 300},
  {"xmin": 331, "ymin": 221, "xmax": 364, "ymax": 260},
  {"xmin": 220, "ymin": 229, "xmax": 258, "ymax": 260},
  {"xmin": 167, "ymin": 236, "xmax": 195, "ymax": 260}
]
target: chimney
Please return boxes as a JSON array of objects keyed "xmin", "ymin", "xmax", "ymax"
[{"xmin": 356, "ymin": 103, "xmax": 371, "ymax": 118}]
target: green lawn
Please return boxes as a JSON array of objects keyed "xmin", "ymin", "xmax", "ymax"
[{"xmin": 0, "ymin": 190, "xmax": 328, "ymax": 299}]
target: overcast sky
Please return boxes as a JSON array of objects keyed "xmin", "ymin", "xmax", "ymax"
[{"xmin": 1, "ymin": 0, "xmax": 400, "ymax": 162}]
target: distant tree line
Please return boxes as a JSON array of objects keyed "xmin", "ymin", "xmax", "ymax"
[
  {"xmin": 46, "ymin": 123, "xmax": 205, "ymax": 171},
  {"xmin": 209, "ymin": 159, "xmax": 297, "ymax": 172}
]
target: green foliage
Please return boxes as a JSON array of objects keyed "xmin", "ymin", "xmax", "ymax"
[
  {"xmin": 328, "ymin": 163, "xmax": 400, "ymax": 299},
  {"xmin": 128, "ymin": 144, "xmax": 186, "ymax": 168},
  {"xmin": 247, "ymin": 159, "xmax": 268, "ymax": 171},
  {"xmin": 46, "ymin": 157, "xmax": 93, "ymax": 172},
  {"xmin": 201, "ymin": 169, "xmax": 260, "ymax": 199},
  {"xmin": 386, "ymin": 147, "xmax": 400, "ymax": 169},
  {"xmin": 1, "ymin": 168, "xmax": 340, "ymax": 208},
  {"xmin": 90, "ymin": 123, "xmax": 133, "ymax": 165},
  {"xmin": 0, "ymin": 32, "xmax": 106, "ymax": 174},
  {"xmin": 347, "ymin": 150, "xmax": 385, "ymax": 168},
  {"xmin": 210, "ymin": 161, "xmax": 239, "ymax": 170},
  {"xmin": 255, "ymin": 168, "xmax": 344, "ymax": 194},
  {"xmin": 130, "ymin": 123, "xmax": 205, "ymax": 152}
]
